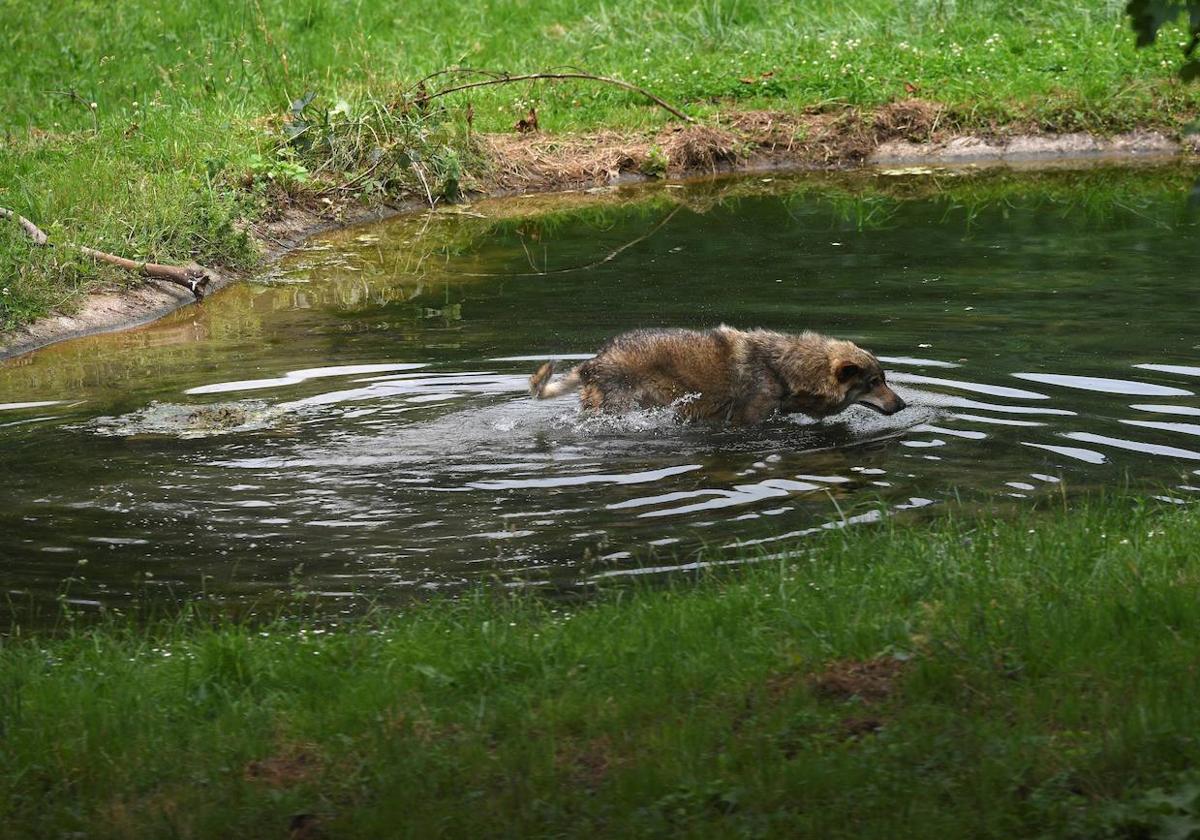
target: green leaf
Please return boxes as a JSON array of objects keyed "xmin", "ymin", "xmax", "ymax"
[{"xmin": 413, "ymin": 663, "xmax": 453, "ymax": 685}]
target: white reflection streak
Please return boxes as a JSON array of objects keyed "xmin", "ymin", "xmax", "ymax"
[
  {"xmin": 1021, "ymin": 442, "xmax": 1108, "ymax": 464},
  {"xmin": 876, "ymin": 355, "xmax": 961, "ymax": 368},
  {"xmin": 1135, "ymin": 363, "xmax": 1200, "ymax": 377},
  {"xmin": 186, "ymin": 363, "xmax": 427, "ymax": 395},
  {"xmin": 1012, "ymin": 372, "xmax": 1192, "ymax": 397},
  {"xmin": 469, "ymin": 463, "xmax": 702, "ymax": 489},
  {"xmin": 1122, "ymin": 419, "xmax": 1200, "ymax": 437},
  {"xmin": 889, "ymin": 372, "xmax": 1049, "ymax": 400},
  {"xmin": 1129, "ymin": 404, "xmax": 1200, "ymax": 417},
  {"xmin": 1064, "ymin": 431, "xmax": 1200, "ymax": 461},
  {"xmin": 0, "ymin": 400, "xmax": 65, "ymax": 411}
]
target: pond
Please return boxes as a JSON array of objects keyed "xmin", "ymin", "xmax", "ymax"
[{"xmin": 1, "ymin": 166, "xmax": 1198, "ymax": 619}]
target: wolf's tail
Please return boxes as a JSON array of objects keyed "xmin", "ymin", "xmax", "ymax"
[{"xmin": 530, "ymin": 362, "xmax": 581, "ymax": 399}]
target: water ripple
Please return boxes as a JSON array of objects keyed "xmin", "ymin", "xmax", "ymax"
[
  {"xmin": 1134, "ymin": 363, "xmax": 1200, "ymax": 378},
  {"xmin": 187, "ymin": 363, "xmax": 427, "ymax": 395},
  {"xmin": 1063, "ymin": 431, "xmax": 1200, "ymax": 461},
  {"xmin": 1012, "ymin": 372, "xmax": 1192, "ymax": 397},
  {"xmin": 1122, "ymin": 419, "xmax": 1200, "ymax": 437},
  {"xmin": 1130, "ymin": 404, "xmax": 1200, "ymax": 417},
  {"xmin": 890, "ymin": 373, "xmax": 1049, "ymax": 400},
  {"xmin": 1021, "ymin": 442, "xmax": 1108, "ymax": 464},
  {"xmin": 467, "ymin": 463, "xmax": 703, "ymax": 490}
]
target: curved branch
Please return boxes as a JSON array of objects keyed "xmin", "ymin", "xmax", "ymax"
[
  {"xmin": 1, "ymin": 207, "xmax": 213, "ymax": 299},
  {"xmin": 404, "ymin": 66, "xmax": 509, "ymax": 96},
  {"xmin": 419, "ymin": 72, "xmax": 694, "ymax": 124}
]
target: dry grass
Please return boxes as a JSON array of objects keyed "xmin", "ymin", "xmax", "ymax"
[
  {"xmin": 480, "ymin": 101, "xmax": 958, "ymax": 191},
  {"xmin": 806, "ymin": 656, "xmax": 909, "ymax": 703}
]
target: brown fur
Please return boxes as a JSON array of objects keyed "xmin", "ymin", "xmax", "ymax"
[{"xmin": 529, "ymin": 326, "xmax": 906, "ymax": 424}]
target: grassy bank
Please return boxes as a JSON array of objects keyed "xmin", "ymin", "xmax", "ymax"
[
  {"xmin": 5, "ymin": 499, "xmax": 1200, "ymax": 837},
  {"xmin": 2, "ymin": 0, "xmax": 1199, "ymax": 333}
]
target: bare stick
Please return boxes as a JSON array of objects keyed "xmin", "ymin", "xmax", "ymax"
[
  {"xmin": 48, "ymin": 89, "xmax": 99, "ymax": 134},
  {"xmin": 411, "ymin": 162, "xmax": 437, "ymax": 210},
  {"xmin": 419, "ymin": 72, "xmax": 694, "ymax": 124},
  {"xmin": 457, "ymin": 205, "xmax": 683, "ymax": 278},
  {"xmin": 405, "ymin": 66, "xmax": 508, "ymax": 96},
  {"xmin": 0, "ymin": 207, "xmax": 49, "ymax": 245},
  {"xmin": 1, "ymin": 207, "xmax": 213, "ymax": 299}
]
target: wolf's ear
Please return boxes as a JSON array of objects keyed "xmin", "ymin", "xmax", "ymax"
[{"xmin": 835, "ymin": 361, "xmax": 862, "ymax": 383}]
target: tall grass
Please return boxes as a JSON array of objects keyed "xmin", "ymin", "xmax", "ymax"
[{"xmin": 4, "ymin": 499, "xmax": 1200, "ymax": 837}]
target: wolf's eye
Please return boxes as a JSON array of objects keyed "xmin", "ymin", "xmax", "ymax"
[{"xmin": 871, "ymin": 377, "xmax": 882, "ymax": 388}]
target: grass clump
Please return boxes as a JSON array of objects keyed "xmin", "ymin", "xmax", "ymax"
[{"xmin": 4, "ymin": 499, "xmax": 1200, "ymax": 837}]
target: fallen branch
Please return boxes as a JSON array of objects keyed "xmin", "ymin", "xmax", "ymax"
[
  {"xmin": 0, "ymin": 207, "xmax": 213, "ymax": 299},
  {"xmin": 418, "ymin": 72, "xmax": 694, "ymax": 124}
]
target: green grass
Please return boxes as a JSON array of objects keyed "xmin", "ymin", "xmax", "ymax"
[
  {"xmin": 2, "ymin": 0, "xmax": 1199, "ymax": 333},
  {"xmin": 5, "ymin": 499, "xmax": 1200, "ymax": 838}
]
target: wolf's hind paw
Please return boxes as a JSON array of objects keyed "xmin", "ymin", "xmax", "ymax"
[{"xmin": 530, "ymin": 361, "xmax": 555, "ymax": 397}]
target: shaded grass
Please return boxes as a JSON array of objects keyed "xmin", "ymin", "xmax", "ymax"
[
  {"xmin": 5, "ymin": 499, "xmax": 1200, "ymax": 837},
  {"xmin": 2, "ymin": 0, "xmax": 1199, "ymax": 333}
]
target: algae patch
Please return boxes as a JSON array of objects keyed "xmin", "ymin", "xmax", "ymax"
[{"xmin": 85, "ymin": 401, "xmax": 284, "ymax": 438}]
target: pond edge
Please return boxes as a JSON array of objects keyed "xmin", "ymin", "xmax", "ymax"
[{"xmin": 1, "ymin": 126, "xmax": 1195, "ymax": 363}]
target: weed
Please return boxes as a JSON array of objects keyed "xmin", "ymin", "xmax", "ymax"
[{"xmin": 642, "ymin": 144, "xmax": 670, "ymax": 177}]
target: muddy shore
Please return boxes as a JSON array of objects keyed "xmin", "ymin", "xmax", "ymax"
[{"xmin": 2, "ymin": 114, "xmax": 1196, "ymax": 362}]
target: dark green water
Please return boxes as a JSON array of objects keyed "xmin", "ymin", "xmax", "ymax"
[{"xmin": 2, "ymin": 167, "xmax": 1198, "ymax": 616}]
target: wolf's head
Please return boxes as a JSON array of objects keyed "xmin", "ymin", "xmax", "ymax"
[
  {"xmin": 830, "ymin": 350, "xmax": 902, "ymax": 415},
  {"xmin": 774, "ymin": 334, "xmax": 907, "ymax": 419},
  {"xmin": 827, "ymin": 341, "xmax": 906, "ymax": 416}
]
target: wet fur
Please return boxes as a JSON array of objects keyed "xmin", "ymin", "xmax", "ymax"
[{"xmin": 530, "ymin": 326, "xmax": 906, "ymax": 425}]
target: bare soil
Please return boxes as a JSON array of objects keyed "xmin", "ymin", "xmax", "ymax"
[{"xmin": 2, "ymin": 103, "xmax": 1195, "ymax": 361}]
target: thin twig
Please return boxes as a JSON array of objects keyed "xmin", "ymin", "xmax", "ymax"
[
  {"xmin": 317, "ymin": 155, "xmax": 386, "ymax": 195},
  {"xmin": 1, "ymin": 207, "xmax": 214, "ymax": 299},
  {"xmin": 411, "ymin": 162, "xmax": 437, "ymax": 210},
  {"xmin": 457, "ymin": 205, "xmax": 683, "ymax": 278},
  {"xmin": 419, "ymin": 72, "xmax": 694, "ymax": 124},
  {"xmin": 405, "ymin": 67, "xmax": 508, "ymax": 96},
  {"xmin": 48, "ymin": 89, "xmax": 99, "ymax": 133}
]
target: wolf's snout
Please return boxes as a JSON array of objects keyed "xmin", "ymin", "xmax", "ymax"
[{"xmin": 857, "ymin": 385, "xmax": 906, "ymax": 416}]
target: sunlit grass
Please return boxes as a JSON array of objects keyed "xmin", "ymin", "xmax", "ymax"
[{"xmin": 4, "ymin": 499, "xmax": 1200, "ymax": 837}]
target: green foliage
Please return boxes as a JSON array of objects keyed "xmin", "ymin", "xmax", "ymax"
[
  {"xmin": 642, "ymin": 144, "xmax": 670, "ymax": 177},
  {"xmin": 246, "ymin": 151, "xmax": 309, "ymax": 187}
]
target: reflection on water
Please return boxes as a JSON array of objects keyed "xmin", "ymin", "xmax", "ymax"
[{"xmin": 1, "ymin": 166, "xmax": 1198, "ymax": 617}]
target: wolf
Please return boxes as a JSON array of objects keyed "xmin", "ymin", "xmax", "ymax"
[{"xmin": 529, "ymin": 326, "xmax": 906, "ymax": 425}]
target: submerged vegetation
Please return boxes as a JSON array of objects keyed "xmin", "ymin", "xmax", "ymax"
[
  {"xmin": 4, "ymin": 499, "xmax": 1200, "ymax": 837},
  {"xmin": 2, "ymin": 0, "xmax": 1200, "ymax": 332}
]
